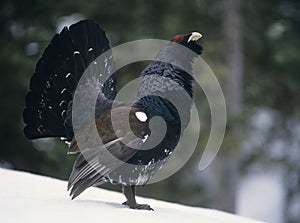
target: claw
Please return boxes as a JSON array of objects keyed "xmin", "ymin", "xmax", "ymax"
[
  {"xmin": 135, "ymin": 203, "xmax": 154, "ymax": 211},
  {"xmin": 122, "ymin": 201, "xmax": 154, "ymax": 211}
]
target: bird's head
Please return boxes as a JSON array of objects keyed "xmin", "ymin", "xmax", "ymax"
[
  {"xmin": 171, "ymin": 32, "xmax": 203, "ymax": 55},
  {"xmin": 152, "ymin": 31, "xmax": 203, "ymax": 72}
]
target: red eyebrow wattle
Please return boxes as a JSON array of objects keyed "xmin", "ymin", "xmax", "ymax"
[{"xmin": 173, "ymin": 35, "xmax": 184, "ymax": 43}]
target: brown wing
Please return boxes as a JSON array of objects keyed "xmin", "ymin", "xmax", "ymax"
[
  {"xmin": 67, "ymin": 106, "xmax": 150, "ymax": 199},
  {"xmin": 68, "ymin": 106, "xmax": 149, "ymax": 154}
]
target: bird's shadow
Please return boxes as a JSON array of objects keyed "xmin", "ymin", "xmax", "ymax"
[{"xmin": 74, "ymin": 199, "xmax": 128, "ymax": 209}]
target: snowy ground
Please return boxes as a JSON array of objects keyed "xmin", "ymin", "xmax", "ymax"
[{"xmin": 0, "ymin": 168, "xmax": 266, "ymax": 223}]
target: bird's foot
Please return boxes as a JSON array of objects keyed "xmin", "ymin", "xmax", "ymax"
[{"xmin": 122, "ymin": 201, "xmax": 154, "ymax": 211}]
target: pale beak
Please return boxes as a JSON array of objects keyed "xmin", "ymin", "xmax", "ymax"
[{"xmin": 187, "ymin": 32, "xmax": 202, "ymax": 43}]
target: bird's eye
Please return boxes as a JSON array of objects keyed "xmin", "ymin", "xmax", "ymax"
[{"xmin": 172, "ymin": 35, "xmax": 184, "ymax": 43}]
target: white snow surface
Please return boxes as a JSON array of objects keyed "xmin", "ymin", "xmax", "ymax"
[{"xmin": 0, "ymin": 168, "xmax": 266, "ymax": 223}]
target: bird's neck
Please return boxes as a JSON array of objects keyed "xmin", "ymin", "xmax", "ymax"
[
  {"xmin": 154, "ymin": 42, "xmax": 199, "ymax": 74},
  {"xmin": 136, "ymin": 61, "xmax": 194, "ymax": 127},
  {"xmin": 137, "ymin": 60, "xmax": 194, "ymax": 100}
]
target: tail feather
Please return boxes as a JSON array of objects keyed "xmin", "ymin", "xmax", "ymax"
[
  {"xmin": 23, "ymin": 20, "xmax": 116, "ymax": 140},
  {"xmin": 67, "ymin": 149, "xmax": 107, "ymax": 199},
  {"xmin": 70, "ymin": 173, "xmax": 105, "ymax": 200}
]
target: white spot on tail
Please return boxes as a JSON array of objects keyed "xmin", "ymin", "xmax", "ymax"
[
  {"xmin": 59, "ymin": 100, "xmax": 65, "ymax": 107},
  {"xmin": 60, "ymin": 88, "xmax": 67, "ymax": 94},
  {"xmin": 135, "ymin": 111, "xmax": 147, "ymax": 122}
]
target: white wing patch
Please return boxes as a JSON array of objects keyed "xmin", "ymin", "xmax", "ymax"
[{"xmin": 135, "ymin": 111, "xmax": 147, "ymax": 122}]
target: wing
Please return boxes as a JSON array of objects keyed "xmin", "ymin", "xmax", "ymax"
[
  {"xmin": 67, "ymin": 106, "xmax": 150, "ymax": 199},
  {"xmin": 68, "ymin": 137, "xmax": 142, "ymax": 199}
]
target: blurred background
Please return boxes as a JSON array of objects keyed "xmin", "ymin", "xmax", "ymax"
[{"xmin": 0, "ymin": 0, "xmax": 299, "ymax": 222}]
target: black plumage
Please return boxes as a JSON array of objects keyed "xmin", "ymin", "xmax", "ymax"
[
  {"xmin": 23, "ymin": 20, "xmax": 203, "ymax": 210},
  {"xmin": 23, "ymin": 20, "xmax": 116, "ymax": 141}
]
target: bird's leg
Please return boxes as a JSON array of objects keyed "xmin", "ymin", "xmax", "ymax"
[
  {"xmin": 122, "ymin": 185, "xmax": 153, "ymax": 210},
  {"xmin": 122, "ymin": 185, "xmax": 136, "ymax": 208},
  {"xmin": 131, "ymin": 185, "xmax": 136, "ymax": 197}
]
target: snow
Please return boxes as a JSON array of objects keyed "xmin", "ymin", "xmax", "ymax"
[{"xmin": 0, "ymin": 168, "xmax": 266, "ymax": 223}]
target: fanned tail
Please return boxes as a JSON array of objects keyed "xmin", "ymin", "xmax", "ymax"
[{"xmin": 23, "ymin": 20, "xmax": 116, "ymax": 141}]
